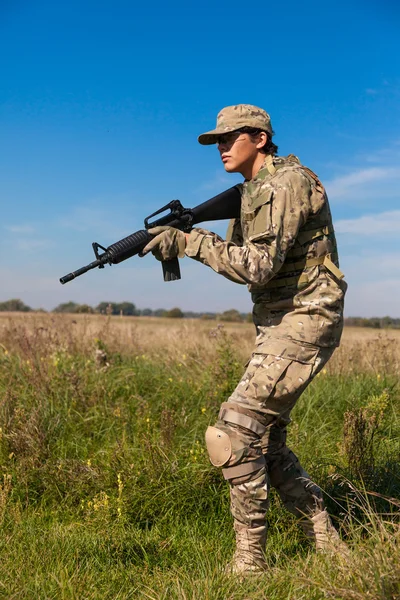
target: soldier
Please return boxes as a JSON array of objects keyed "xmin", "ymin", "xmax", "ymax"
[{"xmin": 142, "ymin": 104, "xmax": 348, "ymax": 574}]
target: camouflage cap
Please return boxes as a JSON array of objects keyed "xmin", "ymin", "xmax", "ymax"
[{"xmin": 198, "ymin": 104, "xmax": 273, "ymax": 145}]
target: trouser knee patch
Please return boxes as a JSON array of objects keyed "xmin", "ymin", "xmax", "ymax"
[
  {"xmin": 267, "ymin": 449, "xmax": 302, "ymax": 488},
  {"xmin": 205, "ymin": 426, "xmax": 232, "ymax": 467},
  {"xmin": 267, "ymin": 448, "xmax": 324, "ymax": 516}
]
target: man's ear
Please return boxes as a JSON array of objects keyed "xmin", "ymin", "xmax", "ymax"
[{"xmin": 256, "ymin": 131, "xmax": 268, "ymax": 150}]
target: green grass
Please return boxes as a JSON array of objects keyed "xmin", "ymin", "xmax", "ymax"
[{"xmin": 0, "ymin": 335, "xmax": 399, "ymax": 599}]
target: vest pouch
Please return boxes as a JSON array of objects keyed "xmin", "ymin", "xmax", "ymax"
[
  {"xmin": 242, "ymin": 189, "xmax": 274, "ymax": 243},
  {"xmin": 226, "ymin": 218, "xmax": 243, "ymax": 245}
]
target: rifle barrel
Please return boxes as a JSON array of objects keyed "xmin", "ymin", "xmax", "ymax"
[{"xmin": 60, "ymin": 259, "xmax": 103, "ymax": 284}]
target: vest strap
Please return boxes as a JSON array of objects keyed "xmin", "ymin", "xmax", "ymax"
[
  {"xmin": 268, "ymin": 254, "xmax": 344, "ymax": 289},
  {"xmin": 296, "ymin": 225, "xmax": 331, "ymax": 245},
  {"xmin": 265, "ymin": 154, "xmax": 276, "ymax": 175},
  {"xmin": 278, "ymin": 252, "xmax": 338, "ymax": 274}
]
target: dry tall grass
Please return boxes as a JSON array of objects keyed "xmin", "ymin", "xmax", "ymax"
[{"xmin": 1, "ymin": 311, "xmax": 399, "ymax": 375}]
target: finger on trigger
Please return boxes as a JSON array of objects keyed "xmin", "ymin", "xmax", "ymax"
[{"xmin": 142, "ymin": 235, "xmax": 161, "ymax": 255}]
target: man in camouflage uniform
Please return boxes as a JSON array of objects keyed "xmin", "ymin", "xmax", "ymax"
[{"xmin": 143, "ymin": 104, "xmax": 348, "ymax": 574}]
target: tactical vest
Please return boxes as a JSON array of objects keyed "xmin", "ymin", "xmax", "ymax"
[{"xmin": 227, "ymin": 155, "xmax": 344, "ymax": 290}]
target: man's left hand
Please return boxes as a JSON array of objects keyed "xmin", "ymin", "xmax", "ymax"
[{"xmin": 141, "ymin": 226, "xmax": 187, "ymax": 261}]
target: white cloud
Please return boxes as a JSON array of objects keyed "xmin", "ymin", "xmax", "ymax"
[
  {"xmin": 324, "ymin": 138, "xmax": 400, "ymax": 205},
  {"xmin": 321, "ymin": 251, "xmax": 400, "ymax": 316},
  {"xmin": 15, "ymin": 239, "xmax": 52, "ymax": 252},
  {"xmin": 195, "ymin": 170, "xmax": 241, "ymax": 194},
  {"xmin": 325, "ymin": 167, "xmax": 400, "ymax": 200},
  {"xmin": 5, "ymin": 224, "xmax": 36, "ymax": 234},
  {"xmin": 336, "ymin": 210, "xmax": 400, "ymax": 235},
  {"xmin": 340, "ymin": 252, "xmax": 400, "ymax": 280},
  {"xmin": 344, "ymin": 278, "xmax": 400, "ymax": 318},
  {"xmin": 58, "ymin": 205, "xmax": 142, "ymax": 242},
  {"xmin": 361, "ymin": 146, "xmax": 400, "ymax": 164}
]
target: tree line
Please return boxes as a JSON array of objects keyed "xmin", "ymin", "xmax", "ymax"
[
  {"xmin": 1, "ymin": 298, "xmax": 400, "ymax": 327},
  {"xmin": 0, "ymin": 299, "xmax": 250, "ymax": 321}
]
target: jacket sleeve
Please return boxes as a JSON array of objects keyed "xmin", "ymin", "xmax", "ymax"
[{"xmin": 185, "ymin": 170, "xmax": 311, "ymax": 286}]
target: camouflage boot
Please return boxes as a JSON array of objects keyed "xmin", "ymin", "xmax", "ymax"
[
  {"xmin": 300, "ymin": 510, "xmax": 349, "ymax": 556},
  {"xmin": 226, "ymin": 521, "xmax": 267, "ymax": 575}
]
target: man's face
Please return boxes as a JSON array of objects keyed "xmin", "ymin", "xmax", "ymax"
[{"xmin": 217, "ymin": 132, "xmax": 262, "ymax": 177}]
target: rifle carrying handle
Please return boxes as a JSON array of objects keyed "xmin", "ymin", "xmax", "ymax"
[{"xmin": 162, "ymin": 258, "xmax": 181, "ymax": 282}]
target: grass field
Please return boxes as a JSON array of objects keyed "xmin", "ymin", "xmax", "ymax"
[{"xmin": 0, "ymin": 313, "xmax": 399, "ymax": 599}]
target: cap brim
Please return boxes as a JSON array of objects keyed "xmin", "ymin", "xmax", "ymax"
[
  {"xmin": 198, "ymin": 126, "xmax": 239, "ymax": 145},
  {"xmin": 198, "ymin": 130, "xmax": 221, "ymax": 145}
]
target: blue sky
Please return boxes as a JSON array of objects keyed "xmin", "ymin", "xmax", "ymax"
[{"xmin": 1, "ymin": 0, "xmax": 399, "ymax": 315}]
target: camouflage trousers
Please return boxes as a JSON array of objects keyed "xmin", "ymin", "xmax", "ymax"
[{"xmin": 210, "ymin": 345, "xmax": 334, "ymax": 532}]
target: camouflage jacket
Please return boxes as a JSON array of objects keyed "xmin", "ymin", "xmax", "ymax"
[{"xmin": 185, "ymin": 155, "xmax": 347, "ymax": 352}]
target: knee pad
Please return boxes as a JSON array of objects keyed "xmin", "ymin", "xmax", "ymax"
[
  {"xmin": 205, "ymin": 425, "xmax": 265, "ymax": 482},
  {"xmin": 205, "ymin": 426, "xmax": 232, "ymax": 467}
]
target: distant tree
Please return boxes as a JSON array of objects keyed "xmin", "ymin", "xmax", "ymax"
[
  {"xmin": 96, "ymin": 301, "xmax": 137, "ymax": 316},
  {"xmin": 115, "ymin": 302, "xmax": 137, "ymax": 316},
  {"xmin": 381, "ymin": 316, "xmax": 393, "ymax": 328},
  {"xmin": 53, "ymin": 302, "xmax": 80, "ymax": 313},
  {"xmin": 220, "ymin": 309, "xmax": 243, "ymax": 322},
  {"xmin": 0, "ymin": 298, "xmax": 32, "ymax": 312},
  {"xmin": 165, "ymin": 307, "xmax": 184, "ymax": 319},
  {"xmin": 96, "ymin": 302, "xmax": 111, "ymax": 314},
  {"xmin": 344, "ymin": 316, "xmax": 400, "ymax": 329},
  {"xmin": 369, "ymin": 318, "xmax": 381, "ymax": 329},
  {"xmin": 76, "ymin": 304, "xmax": 94, "ymax": 314},
  {"xmin": 141, "ymin": 308, "xmax": 153, "ymax": 316},
  {"xmin": 153, "ymin": 309, "xmax": 167, "ymax": 317}
]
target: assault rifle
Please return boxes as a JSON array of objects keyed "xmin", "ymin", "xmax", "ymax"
[{"xmin": 59, "ymin": 185, "xmax": 241, "ymax": 284}]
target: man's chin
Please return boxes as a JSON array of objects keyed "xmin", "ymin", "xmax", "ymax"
[{"xmin": 223, "ymin": 163, "xmax": 237, "ymax": 173}]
